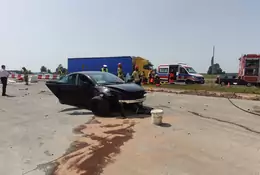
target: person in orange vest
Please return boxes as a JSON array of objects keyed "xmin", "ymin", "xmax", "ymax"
[{"xmin": 169, "ymin": 70, "xmax": 174, "ymax": 84}]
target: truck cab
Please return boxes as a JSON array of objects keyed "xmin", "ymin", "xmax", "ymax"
[{"xmin": 157, "ymin": 63, "xmax": 204, "ymax": 84}]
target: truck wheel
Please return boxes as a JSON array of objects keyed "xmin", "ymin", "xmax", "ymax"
[
  {"xmin": 90, "ymin": 96, "xmax": 110, "ymax": 117},
  {"xmin": 220, "ymin": 82, "xmax": 225, "ymax": 86},
  {"xmin": 185, "ymin": 80, "xmax": 194, "ymax": 85}
]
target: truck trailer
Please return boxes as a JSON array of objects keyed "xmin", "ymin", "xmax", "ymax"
[{"xmin": 67, "ymin": 56, "xmax": 152, "ymax": 77}]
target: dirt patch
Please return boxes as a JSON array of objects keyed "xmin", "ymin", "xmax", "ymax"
[
  {"xmin": 52, "ymin": 118, "xmax": 136, "ymax": 175},
  {"xmin": 101, "ymin": 124, "xmax": 122, "ymax": 128}
]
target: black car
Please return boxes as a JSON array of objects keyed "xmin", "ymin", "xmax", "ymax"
[
  {"xmin": 215, "ymin": 73, "xmax": 238, "ymax": 86},
  {"xmin": 46, "ymin": 71, "xmax": 146, "ymax": 116}
]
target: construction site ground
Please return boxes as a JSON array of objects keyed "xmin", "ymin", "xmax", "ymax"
[{"xmin": 0, "ymin": 82, "xmax": 260, "ymax": 175}]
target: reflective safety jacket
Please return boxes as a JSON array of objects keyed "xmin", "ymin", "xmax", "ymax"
[
  {"xmin": 132, "ymin": 70, "xmax": 140, "ymax": 82},
  {"xmin": 117, "ymin": 67, "xmax": 124, "ymax": 79},
  {"xmin": 101, "ymin": 68, "xmax": 108, "ymax": 72}
]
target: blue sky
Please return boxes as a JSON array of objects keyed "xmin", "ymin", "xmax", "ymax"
[{"xmin": 0, "ymin": 0, "xmax": 260, "ymax": 73}]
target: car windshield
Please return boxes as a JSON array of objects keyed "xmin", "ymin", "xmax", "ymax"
[
  {"xmin": 185, "ymin": 67, "xmax": 197, "ymax": 74},
  {"xmin": 88, "ymin": 72, "xmax": 125, "ymax": 85}
]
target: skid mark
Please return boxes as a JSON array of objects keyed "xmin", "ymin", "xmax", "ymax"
[{"xmin": 188, "ymin": 111, "xmax": 260, "ymax": 135}]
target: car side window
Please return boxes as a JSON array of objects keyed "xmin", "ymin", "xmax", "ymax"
[
  {"xmin": 78, "ymin": 74, "xmax": 91, "ymax": 86},
  {"xmin": 67, "ymin": 74, "xmax": 77, "ymax": 85},
  {"xmin": 180, "ymin": 67, "xmax": 187, "ymax": 74},
  {"xmin": 159, "ymin": 68, "xmax": 169, "ymax": 73},
  {"xmin": 58, "ymin": 75, "xmax": 69, "ymax": 83}
]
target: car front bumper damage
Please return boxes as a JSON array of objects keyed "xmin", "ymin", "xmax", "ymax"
[{"xmin": 118, "ymin": 97, "xmax": 146, "ymax": 104}]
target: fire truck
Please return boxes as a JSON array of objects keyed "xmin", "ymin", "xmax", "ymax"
[{"xmin": 238, "ymin": 54, "xmax": 260, "ymax": 86}]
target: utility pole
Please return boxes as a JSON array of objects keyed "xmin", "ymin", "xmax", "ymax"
[{"xmin": 211, "ymin": 46, "xmax": 215, "ymax": 74}]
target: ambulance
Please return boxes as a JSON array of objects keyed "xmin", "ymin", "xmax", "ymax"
[{"xmin": 157, "ymin": 63, "xmax": 204, "ymax": 84}]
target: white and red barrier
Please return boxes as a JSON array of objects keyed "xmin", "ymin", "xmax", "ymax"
[{"xmin": 10, "ymin": 74, "xmax": 60, "ymax": 80}]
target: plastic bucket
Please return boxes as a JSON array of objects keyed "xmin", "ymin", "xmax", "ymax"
[{"xmin": 151, "ymin": 109, "xmax": 164, "ymax": 125}]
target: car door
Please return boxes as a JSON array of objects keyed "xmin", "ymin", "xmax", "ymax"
[
  {"xmin": 77, "ymin": 74, "xmax": 95, "ymax": 107},
  {"xmin": 178, "ymin": 66, "xmax": 187, "ymax": 82},
  {"xmin": 58, "ymin": 73, "xmax": 79, "ymax": 106},
  {"xmin": 169, "ymin": 65, "xmax": 178, "ymax": 80}
]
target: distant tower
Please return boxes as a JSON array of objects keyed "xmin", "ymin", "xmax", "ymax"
[{"xmin": 211, "ymin": 46, "xmax": 215, "ymax": 74}]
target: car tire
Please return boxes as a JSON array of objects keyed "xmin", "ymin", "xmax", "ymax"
[
  {"xmin": 90, "ymin": 96, "xmax": 110, "ymax": 117},
  {"xmin": 220, "ymin": 82, "xmax": 225, "ymax": 86}
]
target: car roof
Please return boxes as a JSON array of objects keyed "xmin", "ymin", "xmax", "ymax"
[
  {"xmin": 70, "ymin": 71, "xmax": 111, "ymax": 76},
  {"xmin": 75, "ymin": 71, "xmax": 107, "ymax": 74}
]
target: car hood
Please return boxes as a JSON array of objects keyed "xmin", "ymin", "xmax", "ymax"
[
  {"xmin": 189, "ymin": 73, "xmax": 203, "ymax": 78},
  {"xmin": 104, "ymin": 83, "xmax": 145, "ymax": 92}
]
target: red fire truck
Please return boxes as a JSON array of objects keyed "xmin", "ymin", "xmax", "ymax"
[{"xmin": 238, "ymin": 54, "xmax": 260, "ymax": 86}]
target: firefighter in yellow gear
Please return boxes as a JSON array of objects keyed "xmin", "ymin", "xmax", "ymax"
[
  {"xmin": 22, "ymin": 67, "xmax": 29, "ymax": 85},
  {"xmin": 117, "ymin": 63, "xmax": 124, "ymax": 80},
  {"xmin": 132, "ymin": 65, "xmax": 141, "ymax": 85},
  {"xmin": 101, "ymin": 65, "xmax": 108, "ymax": 72}
]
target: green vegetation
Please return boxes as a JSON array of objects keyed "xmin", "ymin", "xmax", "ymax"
[
  {"xmin": 207, "ymin": 63, "xmax": 225, "ymax": 75},
  {"xmin": 144, "ymin": 84, "xmax": 260, "ymax": 94}
]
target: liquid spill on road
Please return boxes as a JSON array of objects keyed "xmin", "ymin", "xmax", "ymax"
[
  {"xmin": 73, "ymin": 125, "xmax": 87, "ymax": 134},
  {"xmin": 52, "ymin": 119, "xmax": 135, "ymax": 175}
]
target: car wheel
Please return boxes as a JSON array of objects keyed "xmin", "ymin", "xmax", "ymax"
[
  {"xmin": 90, "ymin": 96, "xmax": 110, "ymax": 117},
  {"xmin": 220, "ymin": 82, "xmax": 225, "ymax": 86}
]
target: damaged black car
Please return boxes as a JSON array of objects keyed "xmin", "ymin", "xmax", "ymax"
[{"xmin": 46, "ymin": 71, "xmax": 146, "ymax": 116}]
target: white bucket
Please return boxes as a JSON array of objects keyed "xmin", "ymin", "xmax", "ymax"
[
  {"xmin": 151, "ymin": 109, "xmax": 164, "ymax": 125},
  {"xmin": 30, "ymin": 75, "xmax": 38, "ymax": 83}
]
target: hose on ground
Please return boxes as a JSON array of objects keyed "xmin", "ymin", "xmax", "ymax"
[{"xmin": 227, "ymin": 98, "xmax": 260, "ymax": 117}]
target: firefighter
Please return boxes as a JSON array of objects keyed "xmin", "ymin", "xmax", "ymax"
[
  {"xmin": 169, "ymin": 70, "xmax": 174, "ymax": 84},
  {"xmin": 132, "ymin": 65, "xmax": 141, "ymax": 85},
  {"xmin": 155, "ymin": 74, "xmax": 161, "ymax": 86},
  {"xmin": 22, "ymin": 67, "xmax": 29, "ymax": 85},
  {"xmin": 101, "ymin": 65, "xmax": 108, "ymax": 72},
  {"xmin": 148, "ymin": 70, "xmax": 154, "ymax": 84},
  {"xmin": 117, "ymin": 63, "xmax": 124, "ymax": 80},
  {"xmin": 58, "ymin": 67, "xmax": 65, "ymax": 79}
]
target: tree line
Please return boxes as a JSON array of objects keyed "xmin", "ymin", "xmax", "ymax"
[{"xmin": 40, "ymin": 64, "xmax": 67, "ymax": 74}]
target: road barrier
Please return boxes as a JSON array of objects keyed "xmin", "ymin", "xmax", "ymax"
[{"xmin": 10, "ymin": 74, "xmax": 60, "ymax": 80}]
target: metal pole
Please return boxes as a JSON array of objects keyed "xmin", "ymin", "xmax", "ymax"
[{"xmin": 212, "ymin": 46, "xmax": 215, "ymax": 74}]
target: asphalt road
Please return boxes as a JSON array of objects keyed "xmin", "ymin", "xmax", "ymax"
[{"xmin": 0, "ymin": 82, "xmax": 260, "ymax": 175}]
